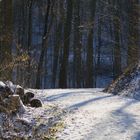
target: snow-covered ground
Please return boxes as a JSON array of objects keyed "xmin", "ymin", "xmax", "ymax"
[{"xmin": 37, "ymin": 88, "xmax": 140, "ymax": 140}]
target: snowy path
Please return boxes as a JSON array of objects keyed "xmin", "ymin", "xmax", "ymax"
[{"xmin": 37, "ymin": 89, "xmax": 140, "ymax": 140}]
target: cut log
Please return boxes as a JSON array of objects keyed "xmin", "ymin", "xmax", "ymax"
[
  {"xmin": 30, "ymin": 98, "xmax": 43, "ymax": 108},
  {"xmin": 0, "ymin": 95, "xmax": 26, "ymax": 114},
  {"xmin": 15, "ymin": 85, "xmax": 25, "ymax": 101},
  {"xmin": 0, "ymin": 81, "xmax": 42, "ymax": 114},
  {"xmin": 23, "ymin": 91, "xmax": 35, "ymax": 105},
  {"xmin": 0, "ymin": 82, "xmax": 13, "ymax": 100}
]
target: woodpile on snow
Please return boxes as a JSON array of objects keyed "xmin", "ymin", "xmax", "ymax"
[
  {"xmin": 0, "ymin": 81, "xmax": 46, "ymax": 139},
  {"xmin": 0, "ymin": 81, "xmax": 42, "ymax": 114}
]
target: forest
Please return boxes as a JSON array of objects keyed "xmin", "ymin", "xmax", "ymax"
[{"xmin": 0, "ymin": 0, "xmax": 139, "ymax": 89}]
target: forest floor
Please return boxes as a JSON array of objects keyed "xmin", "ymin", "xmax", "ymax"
[{"xmin": 36, "ymin": 88, "xmax": 140, "ymax": 140}]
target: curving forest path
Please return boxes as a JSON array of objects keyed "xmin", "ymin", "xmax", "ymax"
[{"xmin": 37, "ymin": 89, "xmax": 140, "ymax": 140}]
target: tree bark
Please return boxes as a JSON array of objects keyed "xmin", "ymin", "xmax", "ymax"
[
  {"xmin": 112, "ymin": 0, "xmax": 122, "ymax": 79},
  {"xmin": 0, "ymin": 0, "xmax": 13, "ymax": 81},
  {"xmin": 127, "ymin": 0, "xmax": 139, "ymax": 65},
  {"xmin": 36, "ymin": 0, "xmax": 51, "ymax": 89},
  {"xmin": 73, "ymin": 0, "xmax": 82, "ymax": 88},
  {"xmin": 86, "ymin": 0, "xmax": 97, "ymax": 88},
  {"xmin": 59, "ymin": 0, "xmax": 73, "ymax": 88}
]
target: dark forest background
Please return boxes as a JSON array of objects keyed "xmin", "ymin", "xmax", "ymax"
[{"xmin": 0, "ymin": 0, "xmax": 139, "ymax": 89}]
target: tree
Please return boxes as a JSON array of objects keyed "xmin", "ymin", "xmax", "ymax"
[
  {"xmin": 26, "ymin": 0, "xmax": 33, "ymax": 87},
  {"xmin": 112, "ymin": 0, "xmax": 122, "ymax": 79},
  {"xmin": 127, "ymin": 0, "xmax": 139, "ymax": 65},
  {"xmin": 73, "ymin": 0, "xmax": 82, "ymax": 88},
  {"xmin": 52, "ymin": 0, "xmax": 64, "ymax": 88},
  {"xmin": 0, "ymin": 0, "xmax": 13, "ymax": 80},
  {"xmin": 36, "ymin": 0, "xmax": 51, "ymax": 88},
  {"xmin": 59, "ymin": 0, "xmax": 73, "ymax": 88},
  {"xmin": 85, "ymin": 0, "xmax": 97, "ymax": 88}
]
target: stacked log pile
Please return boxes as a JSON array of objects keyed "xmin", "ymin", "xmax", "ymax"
[{"xmin": 0, "ymin": 81, "xmax": 42, "ymax": 114}]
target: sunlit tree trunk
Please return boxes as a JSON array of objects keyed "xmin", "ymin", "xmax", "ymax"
[
  {"xmin": 127, "ymin": 0, "xmax": 139, "ymax": 65},
  {"xmin": 0, "ymin": 0, "xmax": 13, "ymax": 81}
]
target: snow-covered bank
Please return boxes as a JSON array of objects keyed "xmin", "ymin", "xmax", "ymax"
[
  {"xmin": 105, "ymin": 62, "xmax": 140, "ymax": 100},
  {"xmin": 37, "ymin": 89, "xmax": 140, "ymax": 140},
  {"xmin": 0, "ymin": 104, "xmax": 64, "ymax": 140}
]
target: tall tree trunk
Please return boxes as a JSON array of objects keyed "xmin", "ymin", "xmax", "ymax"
[
  {"xmin": 96, "ymin": 0, "xmax": 103, "ymax": 79},
  {"xmin": 58, "ymin": 0, "xmax": 73, "ymax": 88},
  {"xmin": 112, "ymin": 0, "xmax": 122, "ymax": 79},
  {"xmin": 26, "ymin": 0, "xmax": 33, "ymax": 87},
  {"xmin": 0, "ymin": 0, "xmax": 13, "ymax": 81},
  {"xmin": 73, "ymin": 0, "xmax": 82, "ymax": 88},
  {"xmin": 127, "ymin": 0, "xmax": 139, "ymax": 65},
  {"xmin": 36, "ymin": 0, "xmax": 51, "ymax": 89},
  {"xmin": 85, "ymin": 0, "xmax": 97, "ymax": 88},
  {"xmin": 52, "ymin": 0, "xmax": 64, "ymax": 88}
]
